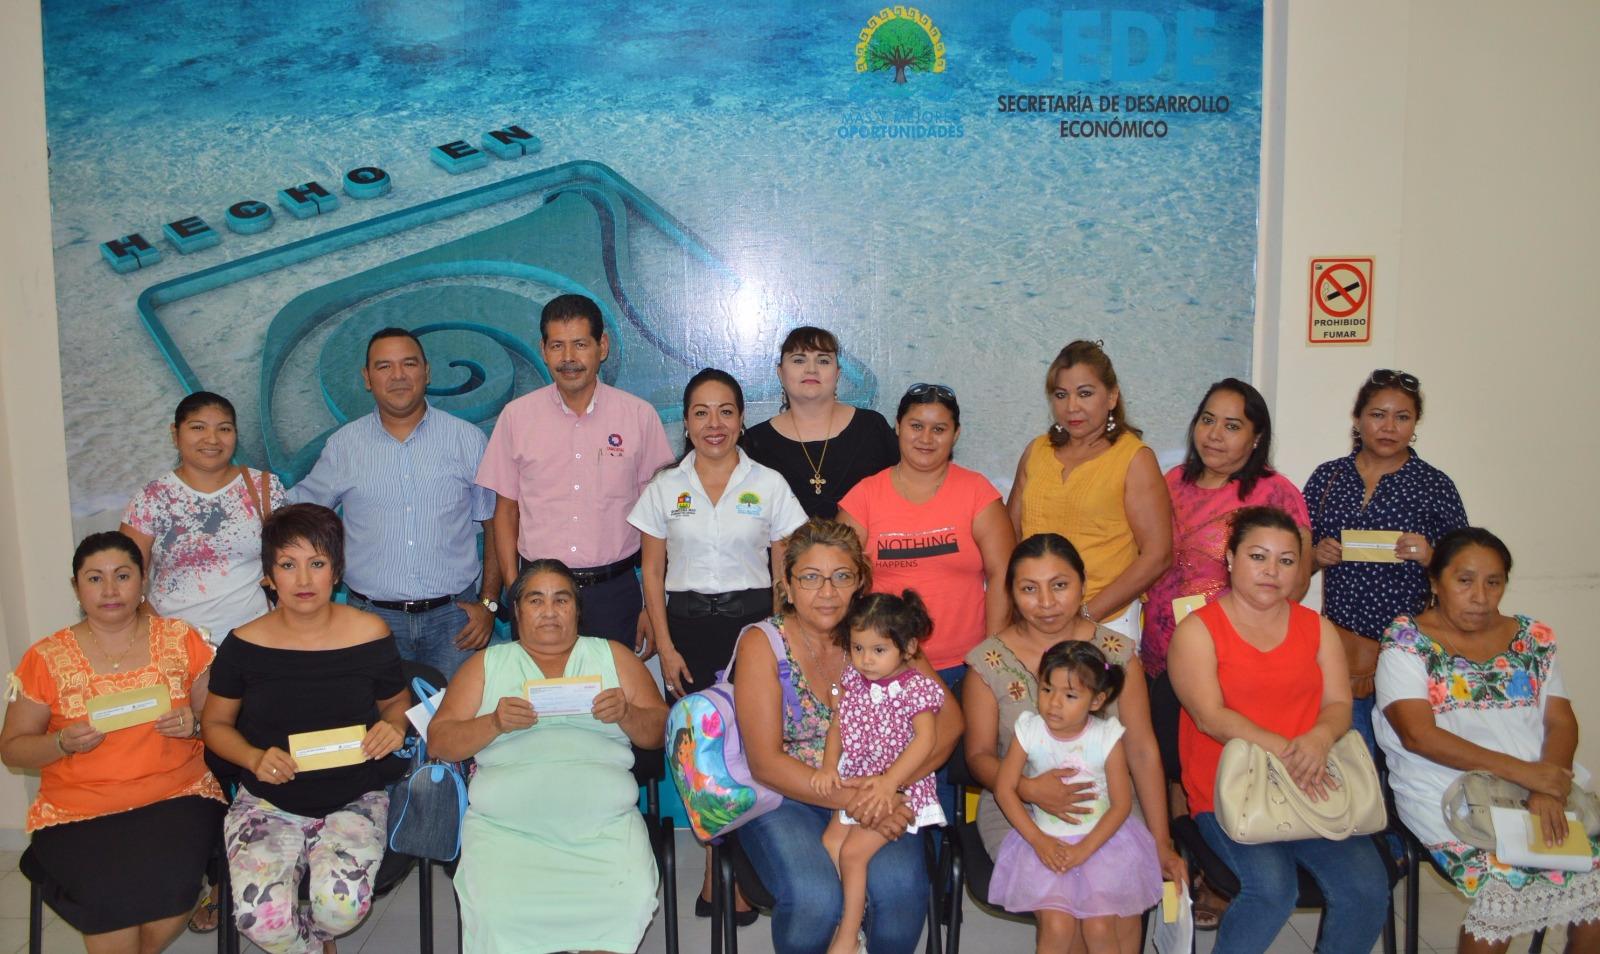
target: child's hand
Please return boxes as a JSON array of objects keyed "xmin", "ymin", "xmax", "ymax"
[
  {"xmin": 852, "ymin": 775, "xmax": 899, "ymax": 818},
  {"xmin": 810, "ymin": 768, "xmax": 841, "ymax": 796},
  {"xmin": 1028, "ymin": 834, "xmax": 1076, "ymax": 874}
]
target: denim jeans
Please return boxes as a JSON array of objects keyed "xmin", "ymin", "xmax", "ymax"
[
  {"xmin": 1195, "ymin": 812, "xmax": 1388, "ymax": 954},
  {"xmin": 348, "ymin": 585, "xmax": 477, "ymax": 681},
  {"xmin": 738, "ymin": 798, "xmax": 928, "ymax": 954}
]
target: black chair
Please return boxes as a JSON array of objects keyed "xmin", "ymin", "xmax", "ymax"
[
  {"xmin": 633, "ymin": 744, "xmax": 680, "ymax": 954},
  {"xmin": 710, "ymin": 824, "xmax": 951, "ymax": 954},
  {"xmin": 941, "ymin": 742, "xmax": 1150, "ymax": 954},
  {"xmin": 1168, "ymin": 739, "xmax": 1400, "ymax": 954}
]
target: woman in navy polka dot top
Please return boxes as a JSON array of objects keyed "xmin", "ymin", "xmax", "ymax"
[{"xmin": 1304, "ymin": 370, "xmax": 1467, "ymax": 751}]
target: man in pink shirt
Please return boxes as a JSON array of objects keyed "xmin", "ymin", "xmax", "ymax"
[{"xmin": 476, "ymin": 294, "xmax": 674, "ymax": 649}]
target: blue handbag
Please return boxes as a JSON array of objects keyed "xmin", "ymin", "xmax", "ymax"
[{"xmin": 387, "ymin": 677, "xmax": 469, "ymax": 862}]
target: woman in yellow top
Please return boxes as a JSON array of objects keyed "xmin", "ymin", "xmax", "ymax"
[
  {"xmin": 1, "ymin": 531, "xmax": 224, "ymax": 954},
  {"xmin": 1008, "ymin": 340, "xmax": 1172, "ymax": 640}
]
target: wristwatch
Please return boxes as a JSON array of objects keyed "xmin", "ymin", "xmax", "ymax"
[{"xmin": 480, "ymin": 596, "xmax": 500, "ymax": 614}]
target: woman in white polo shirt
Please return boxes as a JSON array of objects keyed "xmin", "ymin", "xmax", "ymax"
[{"xmin": 631, "ymin": 368, "xmax": 809, "ymax": 699}]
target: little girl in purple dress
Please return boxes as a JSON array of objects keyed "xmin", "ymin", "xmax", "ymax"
[
  {"xmin": 809, "ymin": 590, "xmax": 946, "ymax": 954},
  {"xmin": 990, "ymin": 640, "xmax": 1162, "ymax": 954}
]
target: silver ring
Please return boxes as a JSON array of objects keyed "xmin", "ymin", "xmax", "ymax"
[{"xmin": 270, "ymin": 768, "xmax": 278, "ymax": 776}]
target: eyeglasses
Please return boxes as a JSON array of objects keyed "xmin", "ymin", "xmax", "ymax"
[
  {"xmin": 904, "ymin": 383, "xmax": 957, "ymax": 401},
  {"xmin": 1368, "ymin": 369, "xmax": 1420, "ymax": 392},
  {"xmin": 792, "ymin": 569, "xmax": 860, "ymax": 591}
]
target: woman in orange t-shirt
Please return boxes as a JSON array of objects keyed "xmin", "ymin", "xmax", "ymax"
[
  {"xmin": 1, "ymin": 531, "xmax": 223, "ymax": 953},
  {"xmin": 1169, "ymin": 507, "xmax": 1385, "ymax": 954}
]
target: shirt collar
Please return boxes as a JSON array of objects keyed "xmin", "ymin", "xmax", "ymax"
[
  {"xmin": 678, "ymin": 447, "xmax": 753, "ymax": 487},
  {"xmin": 368, "ymin": 402, "xmax": 433, "ymax": 444},
  {"xmin": 548, "ymin": 382, "xmax": 600, "ymax": 418}
]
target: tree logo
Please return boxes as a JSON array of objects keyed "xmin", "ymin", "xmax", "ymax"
[{"xmin": 855, "ymin": 7, "xmax": 946, "ymax": 84}]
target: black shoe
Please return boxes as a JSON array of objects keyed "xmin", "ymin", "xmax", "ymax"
[
  {"xmin": 734, "ymin": 905, "xmax": 760, "ymax": 927},
  {"xmin": 695, "ymin": 895, "xmax": 713, "ymax": 918}
]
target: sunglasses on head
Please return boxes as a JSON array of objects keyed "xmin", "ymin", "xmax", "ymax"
[
  {"xmin": 905, "ymin": 382, "xmax": 957, "ymax": 401},
  {"xmin": 1368, "ymin": 369, "xmax": 1419, "ymax": 392}
]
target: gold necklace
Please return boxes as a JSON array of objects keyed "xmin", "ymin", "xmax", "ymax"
[
  {"xmin": 794, "ymin": 404, "xmax": 836, "ymax": 495},
  {"xmin": 83, "ymin": 621, "xmax": 139, "ymax": 671},
  {"xmin": 788, "ymin": 619, "xmax": 840, "ymax": 698}
]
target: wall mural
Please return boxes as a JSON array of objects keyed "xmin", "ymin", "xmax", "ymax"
[{"xmin": 43, "ymin": 0, "xmax": 1262, "ymax": 524}]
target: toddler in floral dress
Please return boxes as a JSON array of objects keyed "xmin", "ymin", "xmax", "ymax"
[{"xmin": 810, "ymin": 589, "xmax": 946, "ymax": 954}]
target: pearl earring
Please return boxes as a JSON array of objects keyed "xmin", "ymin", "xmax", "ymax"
[{"xmin": 1105, "ymin": 416, "xmax": 1116, "ymax": 434}]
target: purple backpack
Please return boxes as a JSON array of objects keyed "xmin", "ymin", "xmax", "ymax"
[{"xmin": 666, "ymin": 620, "xmax": 803, "ymax": 843}]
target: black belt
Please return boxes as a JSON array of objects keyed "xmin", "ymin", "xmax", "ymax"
[
  {"xmin": 346, "ymin": 588, "xmax": 454, "ymax": 614},
  {"xmin": 521, "ymin": 551, "xmax": 641, "ymax": 588},
  {"xmin": 668, "ymin": 588, "xmax": 770, "ymax": 620}
]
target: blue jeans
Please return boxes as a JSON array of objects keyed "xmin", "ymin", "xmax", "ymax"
[
  {"xmin": 739, "ymin": 799, "xmax": 928, "ymax": 954},
  {"xmin": 1195, "ymin": 812, "xmax": 1388, "ymax": 954},
  {"xmin": 348, "ymin": 585, "xmax": 476, "ymax": 681}
]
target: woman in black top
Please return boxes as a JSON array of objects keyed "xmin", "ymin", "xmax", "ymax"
[
  {"xmin": 201, "ymin": 504, "xmax": 408, "ymax": 954},
  {"xmin": 742, "ymin": 326, "xmax": 898, "ymax": 519}
]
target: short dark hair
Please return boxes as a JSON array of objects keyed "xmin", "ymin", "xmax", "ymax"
[
  {"xmin": 842, "ymin": 589, "xmax": 933, "ymax": 654},
  {"xmin": 1180, "ymin": 378, "xmax": 1276, "ymax": 499},
  {"xmin": 540, "ymin": 294, "xmax": 605, "ymax": 341},
  {"xmin": 1006, "ymin": 533, "xmax": 1086, "ymax": 621},
  {"xmin": 1038, "ymin": 640, "xmax": 1125, "ymax": 715},
  {"xmin": 1225, "ymin": 505, "xmax": 1302, "ymax": 556},
  {"xmin": 73, "ymin": 531, "xmax": 144, "ymax": 577},
  {"xmin": 1428, "ymin": 528, "xmax": 1513, "ymax": 583},
  {"xmin": 173, "ymin": 391, "xmax": 236, "ymax": 429},
  {"xmin": 778, "ymin": 326, "xmax": 840, "ymax": 358},
  {"xmin": 896, "ymin": 383, "xmax": 960, "ymax": 427},
  {"xmin": 366, "ymin": 327, "xmax": 427, "ymax": 365},
  {"xmin": 1351, "ymin": 369, "xmax": 1423, "ymax": 450},
  {"xmin": 260, "ymin": 503, "xmax": 346, "ymax": 580}
]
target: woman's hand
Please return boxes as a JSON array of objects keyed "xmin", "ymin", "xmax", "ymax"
[
  {"xmin": 491, "ymin": 696, "xmax": 537, "ymax": 734},
  {"xmin": 1395, "ymin": 533, "xmax": 1432, "ymax": 565},
  {"xmin": 810, "ymin": 767, "xmax": 841, "ymax": 797},
  {"xmin": 153, "ymin": 706, "xmax": 197, "ymax": 739},
  {"xmin": 865, "ymin": 798, "xmax": 914, "ymax": 841},
  {"xmin": 657, "ymin": 646, "xmax": 694, "ymax": 697},
  {"xmin": 362, "ymin": 721, "xmax": 404, "ymax": 760},
  {"xmin": 1515, "ymin": 760, "xmax": 1574, "ymax": 800},
  {"xmin": 57, "ymin": 722, "xmax": 106, "ymax": 756},
  {"xmin": 1159, "ymin": 843, "xmax": 1188, "ymax": 886},
  {"xmin": 591, "ymin": 688, "xmax": 630, "ymax": 725},
  {"xmin": 253, "ymin": 746, "xmax": 297, "ymax": 784},
  {"xmin": 1280, "ymin": 731, "xmax": 1337, "ymax": 800},
  {"xmin": 849, "ymin": 774, "xmax": 900, "ymax": 821},
  {"xmin": 1018, "ymin": 767, "xmax": 1098, "ymax": 823},
  {"xmin": 1314, "ymin": 536, "xmax": 1343, "ymax": 569},
  {"xmin": 1526, "ymin": 792, "xmax": 1570, "ymax": 847}
]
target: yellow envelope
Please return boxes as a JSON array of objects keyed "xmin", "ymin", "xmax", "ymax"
[
  {"xmin": 1162, "ymin": 880, "xmax": 1180, "ymax": 923},
  {"xmin": 1341, "ymin": 529, "xmax": 1402, "ymax": 563},
  {"xmin": 1525, "ymin": 810, "xmax": 1592, "ymax": 857},
  {"xmin": 524, "ymin": 675, "xmax": 604, "ymax": 717},
  {"xmin": 287, "ymin": 724, "xmax": 367, "ymax": 772},
  {"xmin": 86, "ymin": 684, "xmax": 171, "ymax": 732},
  {"xmin": 1171, "ymin": 595, "xmax": 1207, "ymax": 626}
]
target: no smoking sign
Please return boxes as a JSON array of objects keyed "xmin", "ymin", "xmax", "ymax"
[{"xmin": 1308, "ymin": 257, "xmax": 1374, "ymax": 343}]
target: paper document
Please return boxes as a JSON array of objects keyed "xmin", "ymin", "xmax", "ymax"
[
  {"xmin": 86, "ymin": 684, "xmax": 171, "ymax": 732},
  {"xmin": 287, "ymin": 724, "xmax": 367, "ymax": 771},
  {"xmin": 524, "ymin": 675, "xmax": 603, "ymax": 716},
  {"xmin": 1341, "ymin": 529, "xmax": 1402, "ymax": 563}
]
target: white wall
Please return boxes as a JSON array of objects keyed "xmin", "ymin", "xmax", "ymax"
[
  {"xmin": 1260, "ymin": 0, "xmax": 1600, "ymax": 769},
  {"xmin": 0, "ymin": 2, "xmax": 75, "ymax": 842},
  {"xmin": 0, "ymin": 0, "xmax": 1596, "ymax": 840}
]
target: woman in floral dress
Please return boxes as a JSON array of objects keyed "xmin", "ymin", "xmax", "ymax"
[{"xmin": 1376, "ymin": 527, "xmax": 1597, "ymax": 953}]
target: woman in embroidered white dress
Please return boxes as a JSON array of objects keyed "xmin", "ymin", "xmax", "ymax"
[{"xmin": 1376, "ymin": 527, "xmax": 1598, "ymax": 953}]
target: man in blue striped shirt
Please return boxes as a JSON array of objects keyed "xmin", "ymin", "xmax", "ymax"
[{"xmin": 289, "ymin": 328, "xmax": 501, "ymax": 679}]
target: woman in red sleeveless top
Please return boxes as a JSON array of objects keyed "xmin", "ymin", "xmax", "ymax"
[{"xmin": 1169, "ymin": 506, "xmax": 1388, "ymax": 954}]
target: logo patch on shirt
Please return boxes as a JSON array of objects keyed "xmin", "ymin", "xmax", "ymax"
[
  {"xmin": 607, "ymin": 433, "xmax": 623, "ymax": 447},
  {"xmin": 672, "ymin": 492, "xmax": 697, "ymax": 516},
  {"xmin": 736, "ymin": 491, "xmax": 762, "ymax": 516}
]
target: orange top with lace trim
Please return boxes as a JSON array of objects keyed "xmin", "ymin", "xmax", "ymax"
[{"xmin": 11, "ymin": 616, "xmax": 224, "ymax": 831}]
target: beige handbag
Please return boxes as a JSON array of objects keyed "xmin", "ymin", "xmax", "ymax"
[{"xmin": 1213, "ymin": 730, "xmax": 1387, "ymax": 843}]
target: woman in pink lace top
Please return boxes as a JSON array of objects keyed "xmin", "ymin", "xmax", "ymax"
[{"xmin": 1143, "ymin": 380, "xmax": 1309, "ymax": 789}]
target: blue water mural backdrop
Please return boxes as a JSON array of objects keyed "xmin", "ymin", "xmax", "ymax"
[{"xmin": 42, "ymin": 0, "xmax": 1261, "ymax": 522}]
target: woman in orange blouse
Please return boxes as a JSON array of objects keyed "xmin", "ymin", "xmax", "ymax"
[
  {"xmin": 1007, "ymin": 340, "xmax": 1172, "ymax": 640},
  {"xmin": 1, "ymin": 531, "xmax": 224, "ymax": 954}
]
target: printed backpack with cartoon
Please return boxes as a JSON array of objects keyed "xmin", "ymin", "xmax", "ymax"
[{"xmin": 666, "ymin": 619, "xmax": 801, "ymax": 842}]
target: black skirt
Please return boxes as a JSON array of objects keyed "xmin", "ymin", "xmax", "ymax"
[{"xmin": 23, "ymin": 795, "xmax": 224, "ymax": 934}]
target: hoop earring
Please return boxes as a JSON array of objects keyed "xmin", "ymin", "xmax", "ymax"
[{"xmin": 1410, "ymin": 433, "xmax": 1418, "ymax": 444}]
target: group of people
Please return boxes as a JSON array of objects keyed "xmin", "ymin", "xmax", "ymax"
[{"xmin": 2, "ymin": 292, "xmax": 1592, "ymax": 954}]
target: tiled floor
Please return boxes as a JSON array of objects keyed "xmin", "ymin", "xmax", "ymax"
[{"xmin": 0, "ymin": 839, "xmax": 1566, "ymax": 953}]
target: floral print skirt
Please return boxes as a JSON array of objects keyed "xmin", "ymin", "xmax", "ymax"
[{"xmin": 1430, "ymin": 837, "xmax": 1600, "ymax": 943}]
